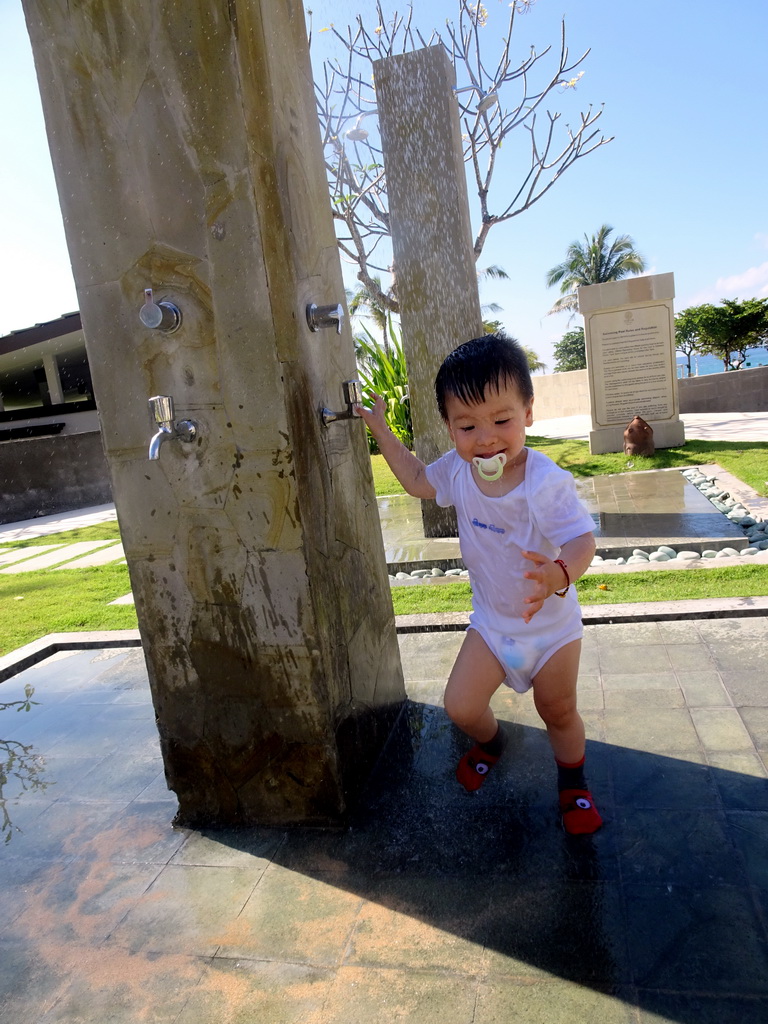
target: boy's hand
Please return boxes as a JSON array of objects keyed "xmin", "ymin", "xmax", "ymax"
[
  {"xmin": 354, "ymin": 392, "xmax": 388, "ymax": 437},
  {"xmin": 521, "ymin": 549, "xmax": 565, "ymax": 622}
]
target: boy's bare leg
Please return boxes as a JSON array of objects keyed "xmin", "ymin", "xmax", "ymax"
[
  {"xmin": 532, "ymin": 639, "xmax": 602, "ymax": 834},
  {"xmin": 531, "ymin": 639, "xmax": 584, "ymax": 763},
  {"xmin": 444, "ymin": 628, "xmax": 506, "ymax": 743},
  {"xmin": 444, "ymin": 629, "xmax": 508, "ymax": 792}
]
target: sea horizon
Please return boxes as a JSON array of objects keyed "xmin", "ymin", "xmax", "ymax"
[{"xmin": 676, "ymin": 346, "xmax": 768, "ymax": 377}]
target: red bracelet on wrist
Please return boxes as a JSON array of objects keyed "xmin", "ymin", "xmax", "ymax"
[{"xmin": 553, "ymin": 559, "xmax": 570, "ymax": 597}]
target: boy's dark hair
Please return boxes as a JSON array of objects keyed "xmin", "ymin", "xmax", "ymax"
[{"xmin": 434, "ymin": 333, "xmax": 534, "ymax": 421}]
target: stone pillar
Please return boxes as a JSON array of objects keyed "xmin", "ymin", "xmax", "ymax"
[
  {"xmin": 23, "ymin": 0, "xmax": 405, "ymax": 827},
  {"xmin": 374, "ymin": 46, "xmax": 484, "ymax": 537},
  {"xmin": 42, "ymin": 353, "xmax": 65, "ymax": 406},
  {"xmin": 579, "ymin": 273, "xmax": 686, "ymax": 454}
]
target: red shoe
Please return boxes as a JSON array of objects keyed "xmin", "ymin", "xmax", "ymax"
[
  {"xmin": 559, "ymin": 789, "xmax": 603, "ymax": 834},
  {"xmin": 456, "ymin": 744, "xmax": 501, "ymax": 792}
]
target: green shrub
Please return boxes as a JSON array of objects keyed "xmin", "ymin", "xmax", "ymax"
[{"xmin": 356, "ymin": 323, "xmax": 412, "ymax": 452}]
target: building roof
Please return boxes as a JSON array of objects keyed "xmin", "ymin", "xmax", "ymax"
[{"xmin": 0, "ymin": 312, "xmax": 82, "ymax": 356}]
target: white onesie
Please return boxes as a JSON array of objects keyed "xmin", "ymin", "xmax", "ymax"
[{"xmin": 425, "ymin": 447, "xmax": 596, "ymax": 693}]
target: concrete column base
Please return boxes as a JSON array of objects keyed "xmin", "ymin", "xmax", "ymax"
[{"xmin": 589, "ymin": 418, "xmax": 686, "ymax": 455}]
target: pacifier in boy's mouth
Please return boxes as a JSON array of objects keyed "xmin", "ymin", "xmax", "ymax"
[{"xmin": 472, "ymin": 452, "xmax": 507, "ymax": 481}]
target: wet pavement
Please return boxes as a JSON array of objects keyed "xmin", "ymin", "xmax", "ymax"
[
  {"xmin": 1, "ymin": 411, "xmax": 767, "ymax": 1021},
  {"xmin": 380, "ymin": 465, "xmax": 754, "ymax": 566},
  {"xmin": 1, "ymin": 626, "xmax": 768, "ymax": 1023}
]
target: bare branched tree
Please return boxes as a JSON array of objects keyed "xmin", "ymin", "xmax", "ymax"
[{"xmin": 309, "ymin": 0, "xmax": 612, "ymax": 316}]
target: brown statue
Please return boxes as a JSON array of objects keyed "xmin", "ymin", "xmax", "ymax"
[{"xmin": 624, "ymin": 415, "xmax": 655, "ymax": 457}]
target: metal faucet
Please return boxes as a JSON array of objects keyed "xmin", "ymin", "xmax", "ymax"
[
  {"xmin": 148, "ymin": 395, "xmax": 198, "ymax": 460},
  {"xmin": 306, "ymin": 302, "xmax": 345, "ymax": 335},
  {"xmin": 321, "ymin": 380, "xmax": 363, "ymax": 426}
]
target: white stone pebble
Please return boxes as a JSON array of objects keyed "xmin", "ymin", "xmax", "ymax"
[{"xmin": 676, "ymin": 551, "xmax": 701, "ymax": 560}]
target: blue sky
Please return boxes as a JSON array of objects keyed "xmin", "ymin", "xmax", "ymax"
[{"xmin": 3, "ymin": 0, "xmax": 767, "ymax": 372}]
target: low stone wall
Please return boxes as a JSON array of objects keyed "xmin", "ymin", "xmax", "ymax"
[
  {"xmin": 678, "ymin": 364, "xmax": 768, "ymax": 413},
  {"xmin": 532, "ymin": 364, "xmax": 768, "ymax": 418},
  {"xmin": 531, "ymin": 369, "xmax": 589, "ymax": 419},
  {"xmin": 0, "ymin": 431, "xmax": 112, "ymax": 524}
]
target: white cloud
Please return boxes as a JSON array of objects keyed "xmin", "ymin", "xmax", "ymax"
[
  {"xmin": 715, "ymin": 262, "xmax": 768, "ymax": 298},
  {"xmin": 681, "ymin": 261, "xmax": 768, "ymax": 308}
]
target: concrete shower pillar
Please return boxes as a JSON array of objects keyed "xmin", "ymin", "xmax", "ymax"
[
  {"xmin": 374, "ymin": 46, "xmax": 484, "ymax": 537},
  {"xmin": 22, "ymin": 0, "xmax": 405, "ymax": 826}
]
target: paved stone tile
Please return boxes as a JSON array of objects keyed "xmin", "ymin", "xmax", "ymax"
[
  {"xmin": 481, "ymin": 880, "xmax": 629, "ymax": 984},
  {"xmin": 0, "ymin": 541, "xmax": 114, "ymax": 573},
  {"xmin": 3, "ymin": 612, "xmax": 768, "ymax": 1020},
  {"xmin": 614, "ymin": 808, "xmax": 745, "ymax": 885},
  {"xmin": 676, "ymin": 669, "xmax": 732, "ymax": 708},
  {"xmin": 0, "ymin": 544, "xmax": 63, "ymax": 566},
  {"xmin": 666, "ymin": 642, "xmax": 719, "ymax": 672},
  {"xmin": 603, "ymin": 689, "xmax": 686, "ymax": 710},
  {"xmin": 610, "ymin": 749, "xmax": 718, "ymax": 811},
  {"xmin": 740, "ymin": 707, "xmax": 768, "ymax": 752},
  {"xmin": 598, "ymin": 644, "xmax": 673, "ymax": 676},
  {"xmin": 2, "ymin": 798, "xmax": 125, "ymax": 864},
  {"xmin": 397, "ymin": 631, "xmax": 463, "ymax": 681},
  {"xmin": 726, "ymin": 811, "xmax": 768, "ymax": 889},
  {"xmin": 214, "ymin": 864, "xmax": 364, "ymax": 965},
  {"xmin": 623, "ymin": 884, "xmax": 768, "ymax": 993},
  {"xmin": 345, "ymin": 876, "xmax": 488, "ymax": 974},
  {"xmin": 320, "ymin": 965, "xmax": 479, "ymax": 1024},
  {"xmin": 602, "ymin": 707, "xmax": 701, "ymax": 754},
  {"xmin": 591, "ymin": 621, "xmax": 665, "ymax": 646},
  {"xmin": 475, "ymin": 979, "xmax": 636, "ymax": 1024},
  {"xmin": 34, "ymin": 952, "xmax": 208, "ymax": 1024},
  {"xmin": 0, "ymin": 936, "xmax": 75, "ymax": 1024},
  {"xmin": 691, "ymin": 706, "xmax": 756, "ymax": 752},
  {"xmin": 718, "ymin": 672, "xmax": 768, "ymax": 709},
  {"xmin": 601, "ymin": 671, "xmax": 679, "ymax": 691},
  {"xmin": 109, "ymin": 863, "xmax": 260, "ymax": 957},
  {"xmin": 636, "ymin": 993, "xmax": 768, "ymax": 1024},
  {"xmin": 170, "ymin": 826, "xmax": 283, "ymax": 869},
  {"xmin": 175, "ymin": 959, "xmax": 335, "ymax": 1024},
  {"xmin": 6, "ymin": 857, "xmax": 163, "ymax": 946},
  {"xmin": 52, "ymin": 542, "xmax": 124, "ymax": 568}
]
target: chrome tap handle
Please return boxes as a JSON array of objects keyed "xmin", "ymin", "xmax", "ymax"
[
  {"xmin": 148, "ymin": 395, "xmax": 174, "ymax": 428},
  {"xmin": 306, "ymin": 302, "xmax": 345, "ymax": 335},
  {"xmin": 140, "ymin": 288, "xmax": 182, "ymax": 333},
  {"xmin": 321, "ymin": 379, "xmax": 363, "ymax": 426}
]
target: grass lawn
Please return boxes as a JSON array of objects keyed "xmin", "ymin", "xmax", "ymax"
[
  {"xmin": 0, "ymin": 564, "xmax": 137, "ymax": 657},
  {"xmin": 1, "ymin": 521, "xmax": 122, "ymax": 549},
  {"xmin": 371, "ymin": 436, "xmax": 768, "ymax": 496},
  {"xmin": 390, "ymin": 563, "xmax": 768, "ymax": 616}
]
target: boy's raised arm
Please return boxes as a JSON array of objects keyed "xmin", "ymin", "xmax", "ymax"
[{"xmin": 355, "ymin": 393, "xmax": 437, "ymax": 500}]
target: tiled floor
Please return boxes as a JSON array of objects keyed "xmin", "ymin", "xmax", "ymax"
[{"xmin": 2, "ymin": 624, "xmax": 768, "ymax": 1023}]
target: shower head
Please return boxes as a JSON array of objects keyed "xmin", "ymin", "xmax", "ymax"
[
  {"xmin": 476, "ymin": 90, "xmax": 499, "ymax": 114},
  {"xmin": 453, "ymin": 85, "xmax": 499, "ymax": 114},
  {"xmin": 345, "ymin": 110, "xmax": 378, "ymax": 143}
]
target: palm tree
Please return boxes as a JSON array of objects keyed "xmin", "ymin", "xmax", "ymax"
[
  {"xmin": 545, "ymin": 225, "xmax": 646, "ymax": 315},
  {"xmin": 348, "ymin": 277, "xmax": 393, "ymax": 354}
]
